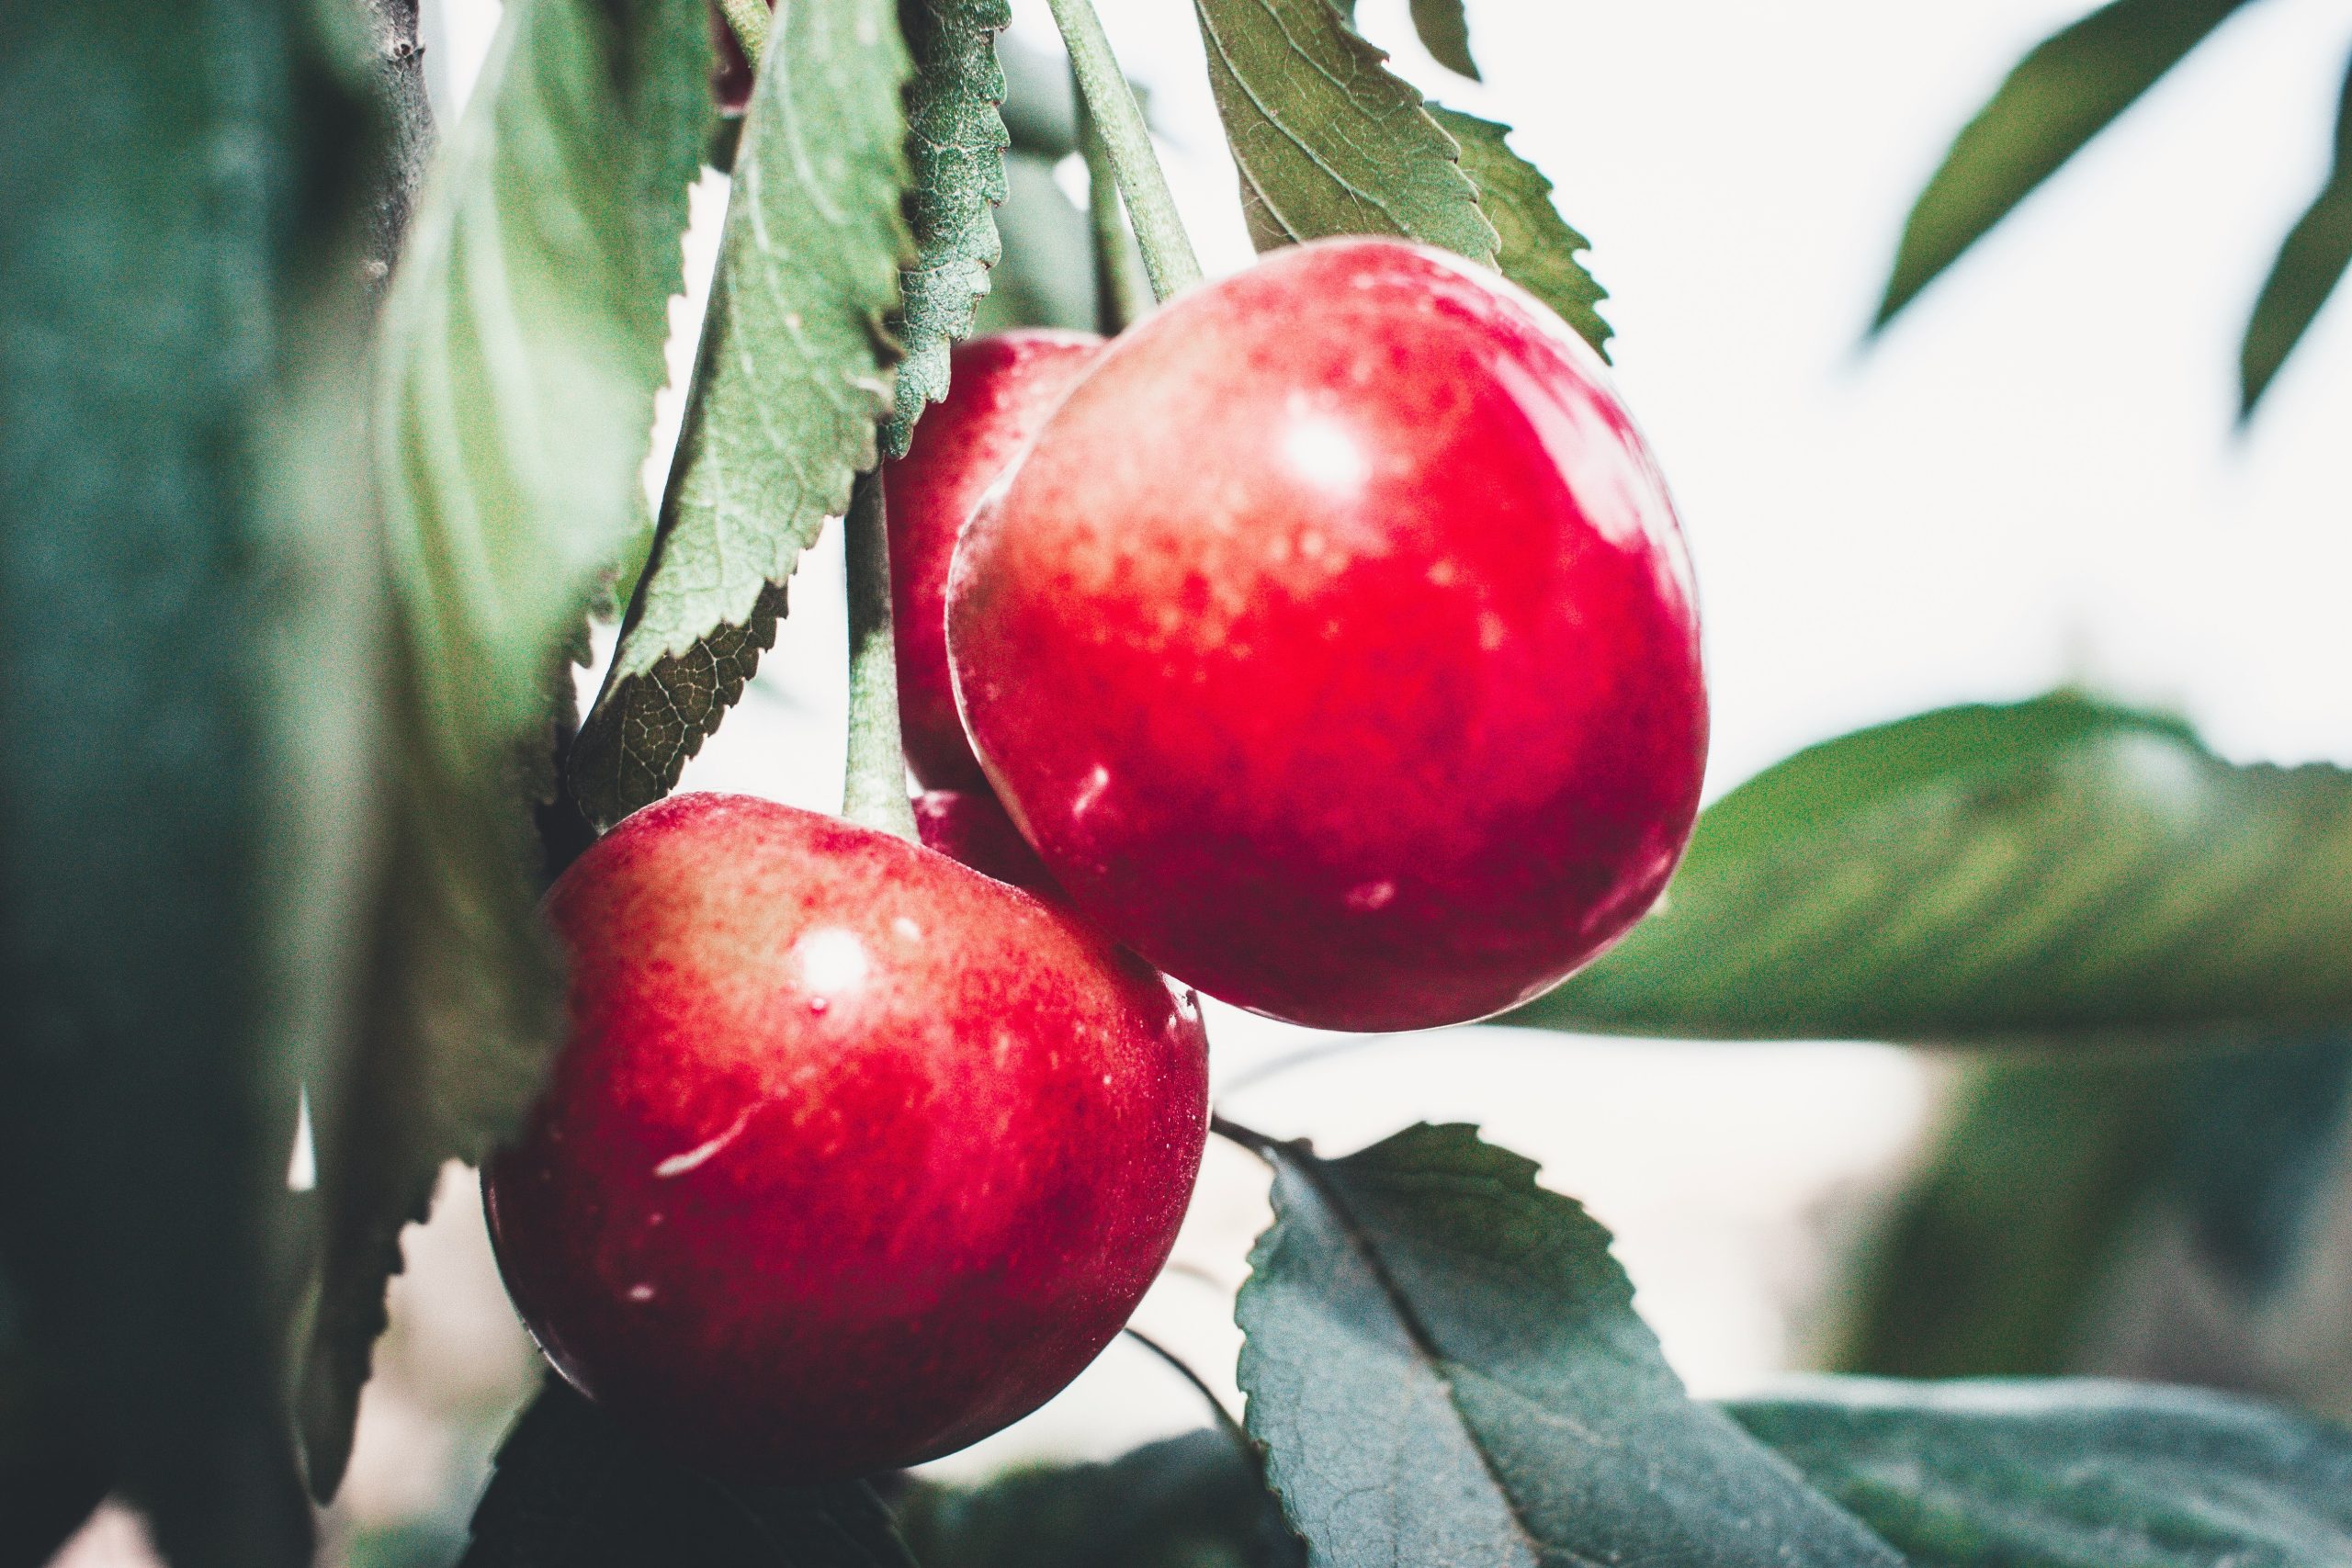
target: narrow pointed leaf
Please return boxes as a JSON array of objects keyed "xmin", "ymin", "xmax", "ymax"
[
  {"xmin": 462, "ymin": 1380, "xmax": 917, "ymax": 1567},
  {"xmin": 885, "ymin": 0, "xmax": 1011, "ymax": 457},
  {"xmin": 1730, "ymin": 1378, "xmax": 2352, "ymax": 1568},
  {"xmin": 2242, "ymin": 51, "xmax": 2352, "ymax": 415},
  {"xmin": 1408, "ymin": 0, "xmax": 1478, "ymax": 80},
  {"xmin": 1876, "ymin": 0, "xmax": 2251, "ymax": 328},
  {"xmin": 1500, "ymin": 694, "xmax": 2352, "ymax": 1044},
  {"xmin": 571, "ymin": 0, "xmax": 911, "ymax": 829},
  {"xmin": 299, "ymin": 0, "xmax": 714, "ymax": 1496},
  {"xmin": 1237, "ymin": 1122, "xmax": 1903, "ymax": 1568},
  {"xmin": 1428, "ymin": 107, "xmax": 1610, "ymax": 357},
  {"xmin": 0, "ymin": 0, "xmax": 379, "ymax": 1558},
  {"xmin": 1195, "ymin": 0, "xmax": 1496, "ymax": 265}
]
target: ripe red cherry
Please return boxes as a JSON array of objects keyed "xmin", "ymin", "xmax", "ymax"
[
  {"xmin": 914, "ymin": 787, "xmax": 1057, "ymax": 897},
  {"xmin": 948, "ymin": 239, "xmax": 1707, "ymax": 1032},
  {"xmin": 888, "ymin": 330, "xmax": 1103, "ymax": 789},
  {"xmin": 482, "ymin": 794, "xmax": 1208, "ymax": 1481}
]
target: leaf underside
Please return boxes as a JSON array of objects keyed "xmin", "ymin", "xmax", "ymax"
[
  {"xmin": 1408, "ymin": 0, "xmax": 1479, "ymax": 80},
  {"xmin": 570, "ymin": 0, "xmax": 912, "ymax": 830},
  {"xmin": 299, "ymin": 0, "xmax": 714, "ymax": 1498},
  {"xmin": 1500, "ymin": 693, "xmax": 2352, "ymax": 1045},
  {"xmin": 1237, "ymin": 1123, "xmax": 1904, "ymax": 1568},
  {"xmin": 2241, "ymin": 51, "xmax": 2352, "ymax": 415},
  {"xmin": 885, "ymin": 0, "xmax": 1012, "ymax": 457},
  {"xmin": 1194, "ymin": 0, "xmax": 1495, "ymax": 265},
  {"xmin": 1876, "ymin": 0, "xmax": 2253, "ymax": 327},
  {"xmin": 1731, "ymin": 1377, "xmax": 2352, "ymax": 1568}
]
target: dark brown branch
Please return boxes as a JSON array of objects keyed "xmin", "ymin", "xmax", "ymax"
[{"xmin": 357, "ymin": 0, "xmax": 434, "ymax": 295}]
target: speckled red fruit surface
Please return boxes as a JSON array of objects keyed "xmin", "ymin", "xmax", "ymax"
[
  {"xmin": 482, "ymin": 794, "xmax": 1208, "ymax": 1482},
  {"xmin": 888, "ymin": 331, "xmax": 1104, "ymax": 789},
  {"xmin": 914, "ymin": 788, "xmax": 1058, "ymax": 897},
  {"xmin": 948, "ymin": 238, "xmax": 1707, "ymax": 1032}
]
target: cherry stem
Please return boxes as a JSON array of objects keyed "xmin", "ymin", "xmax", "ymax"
[
  {"xmin": 1123, "ymin": 1327, "xmax": 1255, "ymax": 1459},
  {"xmin": 717, "ymin": 0, "xmax": 769, "ymax": 62},
  {"xmin": 1208, "ymin": 1113, "xmax": 1287, "ymax": 1163},
  {"xmin": 1045, "ymin": 0, "xmax": 1203, "ymax": 301},
  {"xmin": 842, "ymin": 469, "xmax": 917, "ymax": 841},
  {"xmin": 1074, "ymin": 62, "xmax": 1148, "ymax": 333}
]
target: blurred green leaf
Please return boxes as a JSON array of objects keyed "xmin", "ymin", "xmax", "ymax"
[
  {"xmin": 2242, "ymin": 51, "xmax": 2352, "ymax": 416},
  {"xmin": 0, "ymin": 0, "xmax": 380, "ymax": 1560},
  {"xmin": 463, "ymin": 1380, "xmax": 917, "ymax": 1567},
  {"xmin": 1838, "ymin": 1033, "xmax": 2352, "ymax": 1379},
  {"xmin": 1195, "ymin": 0, "xmax": 1496, "ymax": 264},
  {"xmin": 0, "ymin": 1266, "xmax": 110, "ymax": 1566},
  {"xmin": 1237, "ymin": 1122, "xmax": 1903, "ymax": 1568},
  {"xmin": 1408, "ymin": 0, "xmax": 1478, "ymax": 80},
  {"xmin": 893, "ymin": 1429, "xmax": 1301, "ymax": 1568},
  {"xmin": 1835, "ymin": 1053, "xmax": 2190, "ymax": 1378},
  {"xmin": 300, "ymin": 0, "xmax": 714, "ymax": 1499},
  {"xmin": 885, "ymin": 0, "xmax": 1010, "ymax": 457},
  {"xmin": 1876, "ymin": 0, "xmax": 2252, "ymax": 328},
  {"xmin": 974, "ymin": 152, "xmax": 1102, "ymax": 334},
  {"xmin": 571, "ymin": 0, "xmax": 910, "ymax": 828},
  {"xmin": 1500, "ymin": 694, "xmax": 2352, "ymax": 1044},
  {"xmin": 1428, "ymin": 107, "xmax": 1611, "ymax": 358},
  {"xmin": 1730, "ymin": 1378, "xmax": 2352, "ymax": 1567}
]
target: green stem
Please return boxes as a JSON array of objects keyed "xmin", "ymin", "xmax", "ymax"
[
  {"xmin": 1075, "ymin": 62, "xmax": 1149, "ymax": 332},
  {"xmin": 842, "ymin": 470, "xmax": 917, "ymax": 841},
  {"xmin": 1045, "ymin": 0, "xmax": 1203, "ymax": 301},
  {"xmin": 717, "ymin": 0, "xmax": 769, "ymax": 62}
]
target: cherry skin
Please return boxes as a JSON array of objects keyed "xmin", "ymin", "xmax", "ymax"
[
  {"xmin": 948, "ymin": 238, "xmax": 1708, "ymax": 1032},
  {"xmin": 914, "ymin": 787, "xmax": 1058, "ymax": 897},
  {"xmin": 888, "ymin": 330, "xmax": 1104, "ymax": 790},
  {"xmin": 482, "ymin": 793, "xmax": 1208, "ymax": 1482}
]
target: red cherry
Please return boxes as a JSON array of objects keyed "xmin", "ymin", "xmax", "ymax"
[
  {"xmin": 888, "ymin": 331, "xmax": 1104, "ymax": 790},
  {"xmin": 914, "ymin": 787, "xmax": 1058, "ymax": 897},
  {"xmin": 948, "ymin": 239, "xmax": 1707, "ymax": 1032},
  {"xmin": 483, "ymin": 794, "xmax": 1208, "ymax": 1482}
]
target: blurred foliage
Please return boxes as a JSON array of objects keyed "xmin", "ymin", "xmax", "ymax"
[
  {"xmin": 300, "ymin": 0, "xmax": 716, "ymax": 1497},
  {"xmin": 1502, "ymin": 694, "xmax": 2352, "ymax": 1045},
  {"xmin": 461, "ymin": 1380, "xmax": 914, "ymax": 1567},
  {"xmin": 1731, "ymin": 1379, "xmax": 2352, "ymax": 1566},
  {"xmin": 569, "ymin": 0, "xmax": 912, "ymax": 829},
  {"xmin": 892, "ymin": 1429, "xmax": 1300, "ymax": 1568},
  {"xmin": 1839, "ymin": 1034, "xmax": 2352, "ymax": 1380},
  {"xmin": 1237, "ymin": 1123, "xmax": 1903, "ymax": 1566},
  {"xmin": 0, "ymin": 0, "xmax": 380, "ymax": 1559},
  {"xmin": 1878, "ymin": 0, "xmax": 2348, "ymax": 417}
]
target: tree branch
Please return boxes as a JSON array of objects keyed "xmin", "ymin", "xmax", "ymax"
[{"xmin": 357, "ymin": 0, "xmax": 434, "ymax": 295}]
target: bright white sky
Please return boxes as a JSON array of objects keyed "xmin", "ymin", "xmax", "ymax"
[{"xmin": 420, "ymin": 0, "xmax": 2352, "ymax": 1461}]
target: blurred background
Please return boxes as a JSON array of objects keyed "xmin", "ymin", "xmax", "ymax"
[{"xmin": 53, "ymin": 0, "xmax": 2352, "ymax": 1559}]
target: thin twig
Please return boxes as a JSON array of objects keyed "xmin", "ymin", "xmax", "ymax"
[
  {"xmin": 1209, "ymin": 1114, "xmax": 1288, "ymax": 1163},
  {"xmin": 1074, "ymin": 62, "xmax": 1148, "ymax": 332},
  {"xmin": 1124, "ymin": 1327, "xmax": 1253, "ymax": 1459},
  {"xmin": 356, "ymin": 0, "xmax": 433, "ymax": 297}
]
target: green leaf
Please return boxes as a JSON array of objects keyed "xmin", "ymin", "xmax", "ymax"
[
  {"xmin": 0, "ymin": 1266, "xmax": 110, "ymax": 1564},
  {"xmin": 885, "ymin": 0, "xmax": 1011, "ymax": 457},
  {"xmin": 0, "ymin": 0, "xmax": 378, "ymax": 1560},
  {"xmin": 1729, "ymin": 1378, "xmax": 2352, "ymax": 1567},
  {"xmin": 1500, "ymin": 693, "xmax": 2352, "ymax": 1044},
  {"xmin": 1834, "ymin": 1054, "xmax": 2191, "ymax": 1378},
  {"xmin": 1195, "ymin": 0, "xmax": 1496, "ymax": 265},
  {"xmin": 570, "ymin": 0, "xmax": 911, "ymax": 829},
  {"xmin": 1427, "ymin": 107, "xmax": 1610, "ymax": 358},
  {"xmin": 1876, "ymin": 0, "xmax": 2252, "ymax": 328},
  {"xmin": 893, "ymin": 1429, "xmax": 1302, "ymax": 1568},
  {"xmin": 1407, "ymin": 0, "xmax": 1478, "ymax": 81},
  {"xmin": 2242, "ymin": 51, "xmax": 2352, "ymax": 416},
  {"xmin": 1236, "ymin": 1122, "xmax": 1903, "ymax": 1568},
  {"xmin": 1838, "ymin": 1033, "xmax": 2352, "ymax": 1379},
  {"xmin": 299, "ymin": 0, "xmax": 715, "ymax": 1498},
  {"xmin": 463, "ymin": 1379, "xmax": 919, "ymax": 1567}
]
